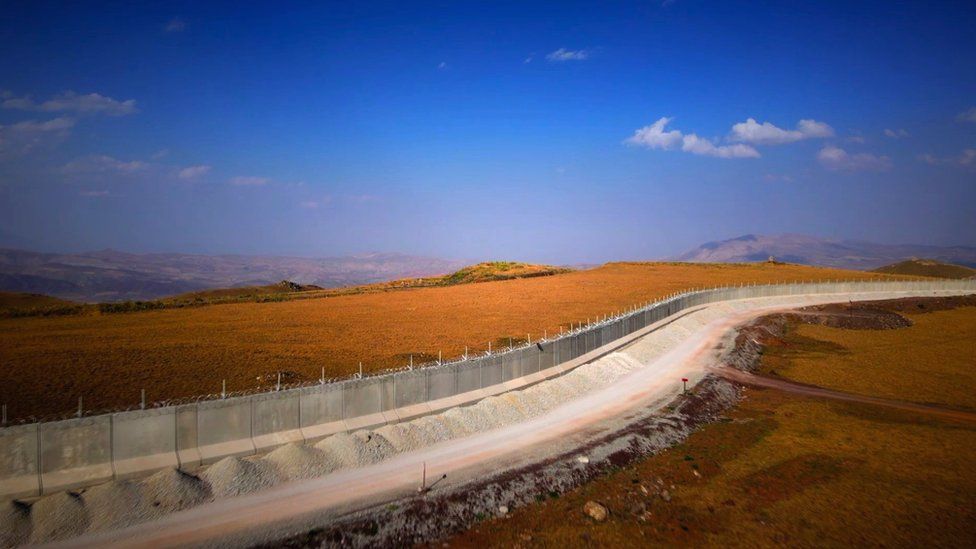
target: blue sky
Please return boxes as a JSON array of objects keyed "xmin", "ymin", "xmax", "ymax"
[{"xmin": 1, "ymin": 1, "xmax": 974, "ymax": 263}]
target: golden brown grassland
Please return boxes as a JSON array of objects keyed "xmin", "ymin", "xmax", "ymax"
[
  {"xmin": 450, "ymin": 300, "xmax": 976, "ymax": 548},
  {"xmin": 0, "ymin": 262, "xmax": 899, "ymax": 419},
  {"xmin": 763, "ymin": 308, "xmax": 976, "ymax": 410}
]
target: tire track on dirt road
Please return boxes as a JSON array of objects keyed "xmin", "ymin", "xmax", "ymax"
[{"xmin": 710, "ymin": 366, "xmax": 976, "ymax": 424}]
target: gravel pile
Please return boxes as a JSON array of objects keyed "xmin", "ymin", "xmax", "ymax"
[
  {"xmin": 352, "ymin": 431, "xmax": 396, "ymax": 464},
  {"xmin": 202, "ymin": 457, "xmax": 283, "ymax": 499},
  {"xmin": 29, "ymin": 492, "xmax": 88, "ymax": 544},
  {"xmin": 263, "ymin": 443, "xmax": 332, "ymax": 481},
  {"xmin": 141, "ymin": 467, "xmax": 211, "ymax": 516},
  {"xmin": 82, "ymin": 480, "xmax": 148, "ymax": 533},
  {"xmin": 313, "ymin": 432, "xmax": 367, "ymax": 470}
]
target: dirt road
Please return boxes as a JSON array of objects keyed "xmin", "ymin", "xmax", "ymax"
[{"xmin": 711, "ymin": 366, "xmax": 976, "ymax": 424}]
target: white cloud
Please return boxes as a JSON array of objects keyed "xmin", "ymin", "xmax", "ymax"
[
  {"xmin": 0, "ymin": 117, "xmax": 76, "ymax": 155},
  {"xmin": 437, "ymin": 61, "xmax": 448, "ymax": 70},
  {"xmin": 729, "ymin": 118, "xmax": 833, "ymax": 145},
  {"xmin": 62, "ymin": 155, "xmax": 148, "ymax": 174},
  {"xmin": 956, "ymin": 107, "xmax": 976, "ymax": 123},
  {"xmin": 177, "ymin": 165, "xmax": 211, "ymax": 180},
  {"xmin": 847, "ymin": 135, "xmax": 866, "ymax": 144},
  {"xmin": 625, "ymin": 117, "xmax": 683, "ymax": 150},
  {"xmin": 524, "ymin": 56, "xmax": 533, "ymax": 64},
  {"xmin": 625, "ymin": 117, "xmax": 759, "ymax": 159},
  {"xmin": 2, "ymin": 91, "xmax": 137, "ymax": 116},
  {"xmin": 546, "ymin": 48, "xmax": 590, "ymax": 62},
  {"xmin": 229, "ymin": 176, "xmax": 270, "ymax": 186},
  {"xmin": 165, "ymin": 18, "xmax": 186, "ymax": 32},
  {"xmin": 884, "ymin": 128, "xmax": 910, "ymax": 138},
  {"xmin": 919, "ymin": 149, "xmax": 976, "ymax": 167},
  {"xmin": 80, "ymin": 190, "xmax": 110, "ymax": 197},
  {"xmin": 151, "ymin": 149, "xmax": 170, "ymax": 159},
  {"xmin": 681, "ymin": 133, "xmax": 760, "ymax": 158},
  {"xmin": 817, "ymin": 145, "xmax": 891, "ymax": 172}
]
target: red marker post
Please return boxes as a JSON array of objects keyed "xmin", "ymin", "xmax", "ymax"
[{"xmin": 681, "ymin": 377, "xmax": 689, "ymax": 394}]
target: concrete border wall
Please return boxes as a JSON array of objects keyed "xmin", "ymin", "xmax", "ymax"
[{"xmin": 2, "ymin": 279, "xmax": 973, "ymax": 499}]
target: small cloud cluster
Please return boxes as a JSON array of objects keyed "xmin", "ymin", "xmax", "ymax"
[
  {"xmin": 817, "ymin": 145, "xmax": 891, "ymax": 172},
  {"xmin": 729, "ymin": 118, "xmax": 834, "ymax": 145},
  {"xmin": 0, "ymin": 117, "xmax": 75, "ymax": 155},
  {"xmin": 546, "ymin": 48, "xmax": 590, "ymax": 62},
  {"xmin": 918, "ymin": 149, "xmax": 976, "ymax": 167},
  {"xmin": 177, "ymin": 165, "xmax": 211, "ymax": 180},
  {"xmin": 62, "ymin": 155, "xmax": 148, "ymax": 174},
  {"xmin": 884, "ymin": 128, "xmax": 909, "ymax": 139},
  {"xmin": 0, "ymin": 90, "xmax": 137, "ymax": 156},
  {"xmin": 229, "ymin": 176, "xmax": 270, "ymax": 186},
  {"xmin": 3, "ymin": 91, "xmax": 137, "ymax": 116},
  {"xmin": 956, "ymin": 107, "xmax": 976, "ymax": 123},
  {"xmin": 625, "ymin": 117, "xmax": 758, "ymax": 158}
]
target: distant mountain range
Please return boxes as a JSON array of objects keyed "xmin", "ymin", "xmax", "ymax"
[
  {"xmin": 0, "ymin": 249, "xmax": 469, "ymax": 302},
  {"xmin": 675, "ymin": 234, "xmax": 976, "ymax": 270}
]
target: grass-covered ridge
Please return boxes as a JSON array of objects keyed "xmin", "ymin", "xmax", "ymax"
[
  {"xmin": 871, "ymin": 258, "xmax": 976, "ymax": 279},
  {"xmin": 0, "ymin": 262, "xmax": 570, "ymax": 317}
]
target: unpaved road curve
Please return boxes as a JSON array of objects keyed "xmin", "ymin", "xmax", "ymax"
[
  {"xmin": 711, "ymin": 366, "xmax": 976, "ymax": 424},
  {"xmin": 51, "ymin": 291, "xmax": 970, "ymax": 549}
]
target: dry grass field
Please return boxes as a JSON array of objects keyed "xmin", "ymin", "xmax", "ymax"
[
  {"xmin": 452, "ymin": 302, "xmax": 976, "ymax": 547},
  {"xmin": 763, "ymin": 307, "xmax": 976, "ymax": 410},
  {"xmin": 0, "ymin": 262, "xmax": 894, "ymax": 420}
]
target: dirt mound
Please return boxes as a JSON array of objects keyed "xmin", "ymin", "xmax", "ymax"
[
  {"xmin": 849, "ymin": 294, "xmax": 976, "ymax": 314},
  {"xmin": 311, "ymin": 431, "xmax": 396, "ymax": 469},
  {"xmin": 202, "ymin": 457, "xmax": 284, "ymax": 499},
  {"xmin": 789, "ymin": 306, "xmax": 912, "ymax": 330},
  {"xmin": 29, "ymin": 492, "xmax": 89, "ymax": 544},
  {"xmin": 263, "ymin": 443, "xmax": 332, "ymax": 480},
  {"xmin": 82, "ymin": 480, "xmax": 149, "ymax": 533},
  {"xmin": 141, "ymin": 467, "xmax": 211, "ymax": 514}
]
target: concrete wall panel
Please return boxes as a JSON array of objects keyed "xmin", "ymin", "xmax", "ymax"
[
  {"xmin": 196, "ymin": 399, "xmax": 254, "ymax": 464},
  {"xmin": 0, "ymin": 423, "xmax": 39, "ymax": 499},
  {"xmin": 481, "ymin": 355, "xmax": 503, "ymax": 388},
  {"xmin": 299, "ymin": 385, "xmax": 345, "ymax": 442},
  {"xmin": 500, "ymin": 352, "xmax": 517, "ymax": 382},
  {"xmin": 342, "ymin": 378, "xmax": 388, "ymax": 431},
  {"xmin": 251, "ymin": 392, "xmax": 302, "ymax": 453},
  {"xmin": 38, "ymin": 417, "xmax": 112, "ymax": 493},
  {"xmin": 397, "ymin": 370, "xmax": 430, "ymax": 406},
  {"xmin": 111, "ymin": 408, "xmax": 178, "ymax": 479},
  {"xmin": 456, "ymin": 361, "xmax": 482, "ymax": 394},
  {"xmin": 426, "ymin": 366, "xmax": 457, "ymax": 401}
]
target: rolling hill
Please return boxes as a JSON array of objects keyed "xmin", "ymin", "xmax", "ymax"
[
  {"xmin": 871, "ymin": 259, "xmax": 976, "ymax": 279},
  {"xmin": 676, "ymin": 234, "xmax": 976, "ymax": 270},
  {"xmin": 0, "ymin": 248, "xmax": 469, "ymax": 302}
]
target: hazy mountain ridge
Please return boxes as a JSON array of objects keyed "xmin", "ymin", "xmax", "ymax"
[
  {"xmin": 676, "ymin": 234, "xmax": 976, "ymax": 270},
  {"xmin": 0, "ymin": 248, "xmax": 469, "ymax": 302}
]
